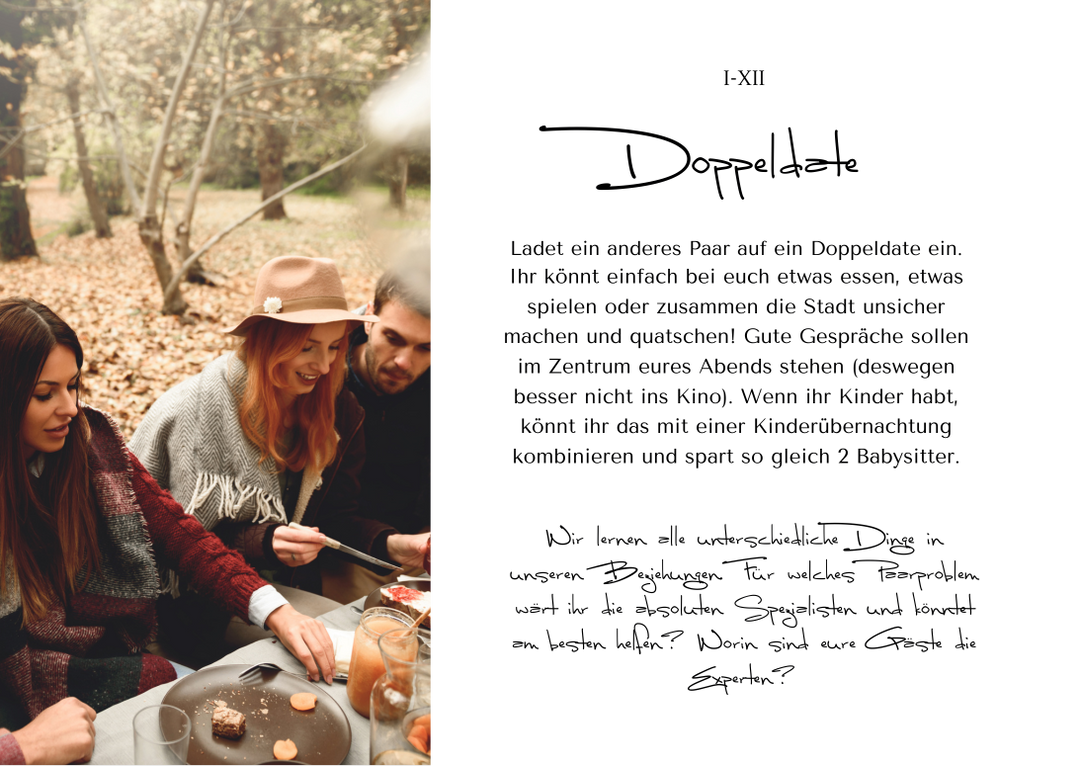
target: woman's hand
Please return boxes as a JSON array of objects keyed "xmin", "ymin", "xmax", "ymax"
[
  {"xmin": 272, "ymin": 525, "xmax": 326, "ymax": 567},
  {"xmin": 10, "ymin": 697, "xmax": 96, "ymax": 764},
  {"xmin": 264, "ymin": 605, "xmax": 336, "ymax": 684},
  {"xmin": 387, "ymin": 533, "xmax": 431, "ymax": 573}
]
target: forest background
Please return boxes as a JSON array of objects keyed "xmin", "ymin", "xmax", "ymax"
[{"xmin": 0, "ymin": 0, "xmax": 430, "ymax": 437}]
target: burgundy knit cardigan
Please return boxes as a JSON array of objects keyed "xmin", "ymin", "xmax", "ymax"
[{"xmin": 0, "ymin": 407, "xmax": 266, "ymax": 719}]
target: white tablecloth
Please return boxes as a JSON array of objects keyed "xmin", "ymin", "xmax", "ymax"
[{"xmin": 89, "ymin": 599, "xmax": 368, "ymax": 764}]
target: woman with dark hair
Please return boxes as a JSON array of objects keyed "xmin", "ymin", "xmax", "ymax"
[
  {"xmin": 129, "ymin": 257, "xmax": 429, "ymax": 652},
  {"xmin": 0, "ymin": 297, "xmax": 337, "ymax": 761}
]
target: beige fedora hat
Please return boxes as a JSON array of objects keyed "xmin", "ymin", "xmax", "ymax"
[{"xmin": 225, "ymin": 255, "xmax": 379, "ymax": 336}]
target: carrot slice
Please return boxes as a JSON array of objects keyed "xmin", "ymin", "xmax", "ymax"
[
  {"xmin": 273, "ymin": 739, "xmax": 298, "ymax": 760},
  {"xmin": 289, "ymin": 692, "xmax": 317, "ymax": 711},
  {"xmin": 410, "ymin": 713, "xmax": 432, "ymax": 747},
  {"xmin": 407, "ymin": 733, "xmax": 429, "ymax": 754},
  {"xmin": 406, "ymin": 721, "xmax": 427, "ymax": 747}
]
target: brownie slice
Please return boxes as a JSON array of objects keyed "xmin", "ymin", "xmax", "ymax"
[{"xmin": 212, "ymin": 705, "xmax": 246, "ymax": 739}]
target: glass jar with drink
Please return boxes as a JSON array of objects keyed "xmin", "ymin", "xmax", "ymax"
[{"xmin": 347, "ymin": 607, "xmax": 417, "ymax": 718}]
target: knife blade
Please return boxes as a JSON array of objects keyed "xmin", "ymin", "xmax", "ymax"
[{"xmin": 288, "ymin": 522, "xmax": 402, "ymax": 571}]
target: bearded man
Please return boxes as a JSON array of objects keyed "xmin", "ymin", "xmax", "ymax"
[{"xmin": 322, "ymin": 256, "xmax": 432, "ymax": 601}]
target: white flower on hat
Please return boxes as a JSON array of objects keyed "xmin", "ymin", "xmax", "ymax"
[{"xmin": 263, "ymin": 296, "xmax": 283, "ymax": 314}]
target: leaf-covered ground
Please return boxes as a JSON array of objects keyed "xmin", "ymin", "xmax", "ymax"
[{"xmin": 2, "ymin": 178, "xmax": 429, "ymax": 438}]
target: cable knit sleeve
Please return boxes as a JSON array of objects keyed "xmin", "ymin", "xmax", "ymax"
[
  {"xmin": 214, "ymin": 520, "xmax": 283, "ymax": 569},
  {"xmin": 127, "ymin": 449, "xmax": 267, "ymax": 624}
]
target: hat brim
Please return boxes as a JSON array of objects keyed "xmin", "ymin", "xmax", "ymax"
[{"xmin": 225, "ymin": 309, "xmax": 378, "ymax": 337}]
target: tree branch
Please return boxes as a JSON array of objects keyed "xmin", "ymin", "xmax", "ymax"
[
  {"xmin": 0, "ymin": 108, "xmax": 108, "ymax": 160},
  {"xmin": 21, "ymin": 148, "xmax": 120, "ymax": 162},
  {"xmin": 0, "ymin": 1, "xmax": 83, "ymax": 12},
  {"xmin": 78, "ymin": 7, "xmax": 142, "ymax": 213},
  {"xmin": 26, "ymin": 107, "xmax": 107, "ymax": 133},
  {"xmin": 224, "ymin": 72, "xmax": 373, "ymax": 99},
  {"xmin": 162, "ymin": 141, "xmax": 367, "ymax": 306},
  {"xmin": 0, "ymin": 129, "xmax": 23, "ymax": 162},
  {"xmin": 140, "ymin": 0, "xmax": 216, "ymax": 221}
]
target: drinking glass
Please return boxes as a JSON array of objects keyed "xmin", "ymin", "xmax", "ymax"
[
  {"xmin": 370, "ymin": 627, "xmax": 431, "ymax": 765},
  {"xmin": 132, "ymin": 704, "xmax": 190, "ymax": 765}
]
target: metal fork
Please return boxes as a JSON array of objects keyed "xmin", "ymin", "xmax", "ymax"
[
  {"xmin": 238, "ymin": 662, "xmax": 348, "ymax": 685},
  {"xmin": 237, "ymin": 662, "xmax": 311, "ymax": 686}
]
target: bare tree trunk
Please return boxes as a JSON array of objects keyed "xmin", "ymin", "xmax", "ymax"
[
  {"xmin": 256, "ymin": 0, "xmax": 287, "ymax": 220},
  {"xmin": 257, "ymin": 120, "xmax": 288, "ymax": 220},
  {"xmin": 163, "ymin": 142, "xmax": 366, "ymax": 308},
  {"xmin": 387, "ymin": 147, "xmax": 409, "ymax": 210},
  {"xmin": 64, "ymin": 78, "xmax": 112, "ymax": 238},
  {"xmin": 138, "ymin": 0, "xmax": 217, "ymax": 314},
  {"xmin": 0, "ymin": 129, "xmax": 37, "ymax": 261},
  {"xmin": 0, "ymin": 4, "xmax": 38, "ymax": 261},
  {"xmin": 382, "ymin": 12, "xmax": 416, "ymax": 211},
  {"xmin": 176, "ymin": 99, "xmax": 225, "ymax": 283}
]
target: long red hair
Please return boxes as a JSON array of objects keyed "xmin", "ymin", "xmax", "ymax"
[
  {"xmin": 0, "ymin": 298, "xmax": 100, "ymax": 623},
  {"xmin": 237, "ymin": 320, "xmax": 346, "ymax": 473}
]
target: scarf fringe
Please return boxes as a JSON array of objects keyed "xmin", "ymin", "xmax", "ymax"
[
  {"xmin": 161, "ymin": 569, "xmax": 181, "ymax": 599},
  {"xmin": 189, "ymin": 472, "xmax": 287, "ymax": 527}
]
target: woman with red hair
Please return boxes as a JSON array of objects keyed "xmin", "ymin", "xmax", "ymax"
[
  {"xmin": 130, "ymin": 256, "xmax": 429, "ymax": 656},
  {"xmin": 0, "ymin": 296, "xmax": 336, "ymax": 759}
]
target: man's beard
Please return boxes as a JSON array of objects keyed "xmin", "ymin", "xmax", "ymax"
[{"xmin": 365, "ymin": 344, "xmax": 413, "ymax": 395}]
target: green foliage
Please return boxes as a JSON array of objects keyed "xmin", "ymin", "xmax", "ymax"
[
  {"xmin": 204, "ymin": 165, "xmax": 262, "ymax": 189},
  {"xmin": 292, "ymin": 170, "xmax": 349, "ymax": 196},
  {"xmin": 58, "ymin": 166, "xmax": 76, "ymax": 193},
  {"xmin": 62, "ymin": 213, "xmax": 91, "ymax": 237},
  {"xmin": 95, "ymin": 161, "xmax": 127, "ymax": 215},
  {"xmin": 287, "ymin": 156, "xmax": 362, "ymax": 196},
  {"xmin": 370, "ymin": 150, "xmax": 430, "ymax": 186},
  {"xmin": 200, "ymin": 121, "xmax": 261, "ymax": 189},
  {"xmin": 58, "ymin": 158, "xmax": 129, "ymax": 216},
  {"xmin": 23, "ymin": 136, "xmax": 48, "ymax": 176},
  {"xmin": 406, "ymin": 184, "xmax": 430, "ymax": 200}
]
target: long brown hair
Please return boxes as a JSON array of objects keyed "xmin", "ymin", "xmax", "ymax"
[
  {"xmin": 237, "ymin": 320, "xmax": 345, "ymax": 473},
  {"xmin": 0, "ymin": 298, "xmax": 100, "ymax": 623}
]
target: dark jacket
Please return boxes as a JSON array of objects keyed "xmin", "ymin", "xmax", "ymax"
[
  {"xmin": 346, "ymin": 323, "xmax": 431, "ymax": 535},
  {"xmin": 215, "ymin": 387, "xmax": 398, "ymax": 593}
]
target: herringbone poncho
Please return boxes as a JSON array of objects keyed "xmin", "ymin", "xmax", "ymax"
[
  {"xmin": 129, "ymin": 351, "xmax": 399, "ymax": 595},
  {"xmin": 0, "ymin": 407, "xmax": 266, "ymax": 719},
  {"xmin": 129, "ymin": 350, "xmax": 332, "ymax": 596},
  {"xmin": 129, "ymin": 353, "xmax": 329, "ymax": 536}
]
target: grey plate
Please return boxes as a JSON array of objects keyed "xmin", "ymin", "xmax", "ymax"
[{"xmin": 161, "ymin": 664, "xmax": 351, "ymax": 765}]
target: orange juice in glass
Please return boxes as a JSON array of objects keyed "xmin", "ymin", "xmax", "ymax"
[{"xmin": 347, "ymin": 607, "xmax": 413, "ymax": 717}]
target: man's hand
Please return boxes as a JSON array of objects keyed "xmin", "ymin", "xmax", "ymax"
[
  {"xmin": 272, "ymin": 525, "xmax": 326, "ymax": 567},
  {"xmin": 264, "ymin": 604, "xmax": 336, "ymax": 684},
  {"xmin": 387, "ymin": 532, "xmax": 431, "ymax": 573},
  {"xmin": 11, "ymin": 697, "xmax": 96, "ymax": 764}
]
